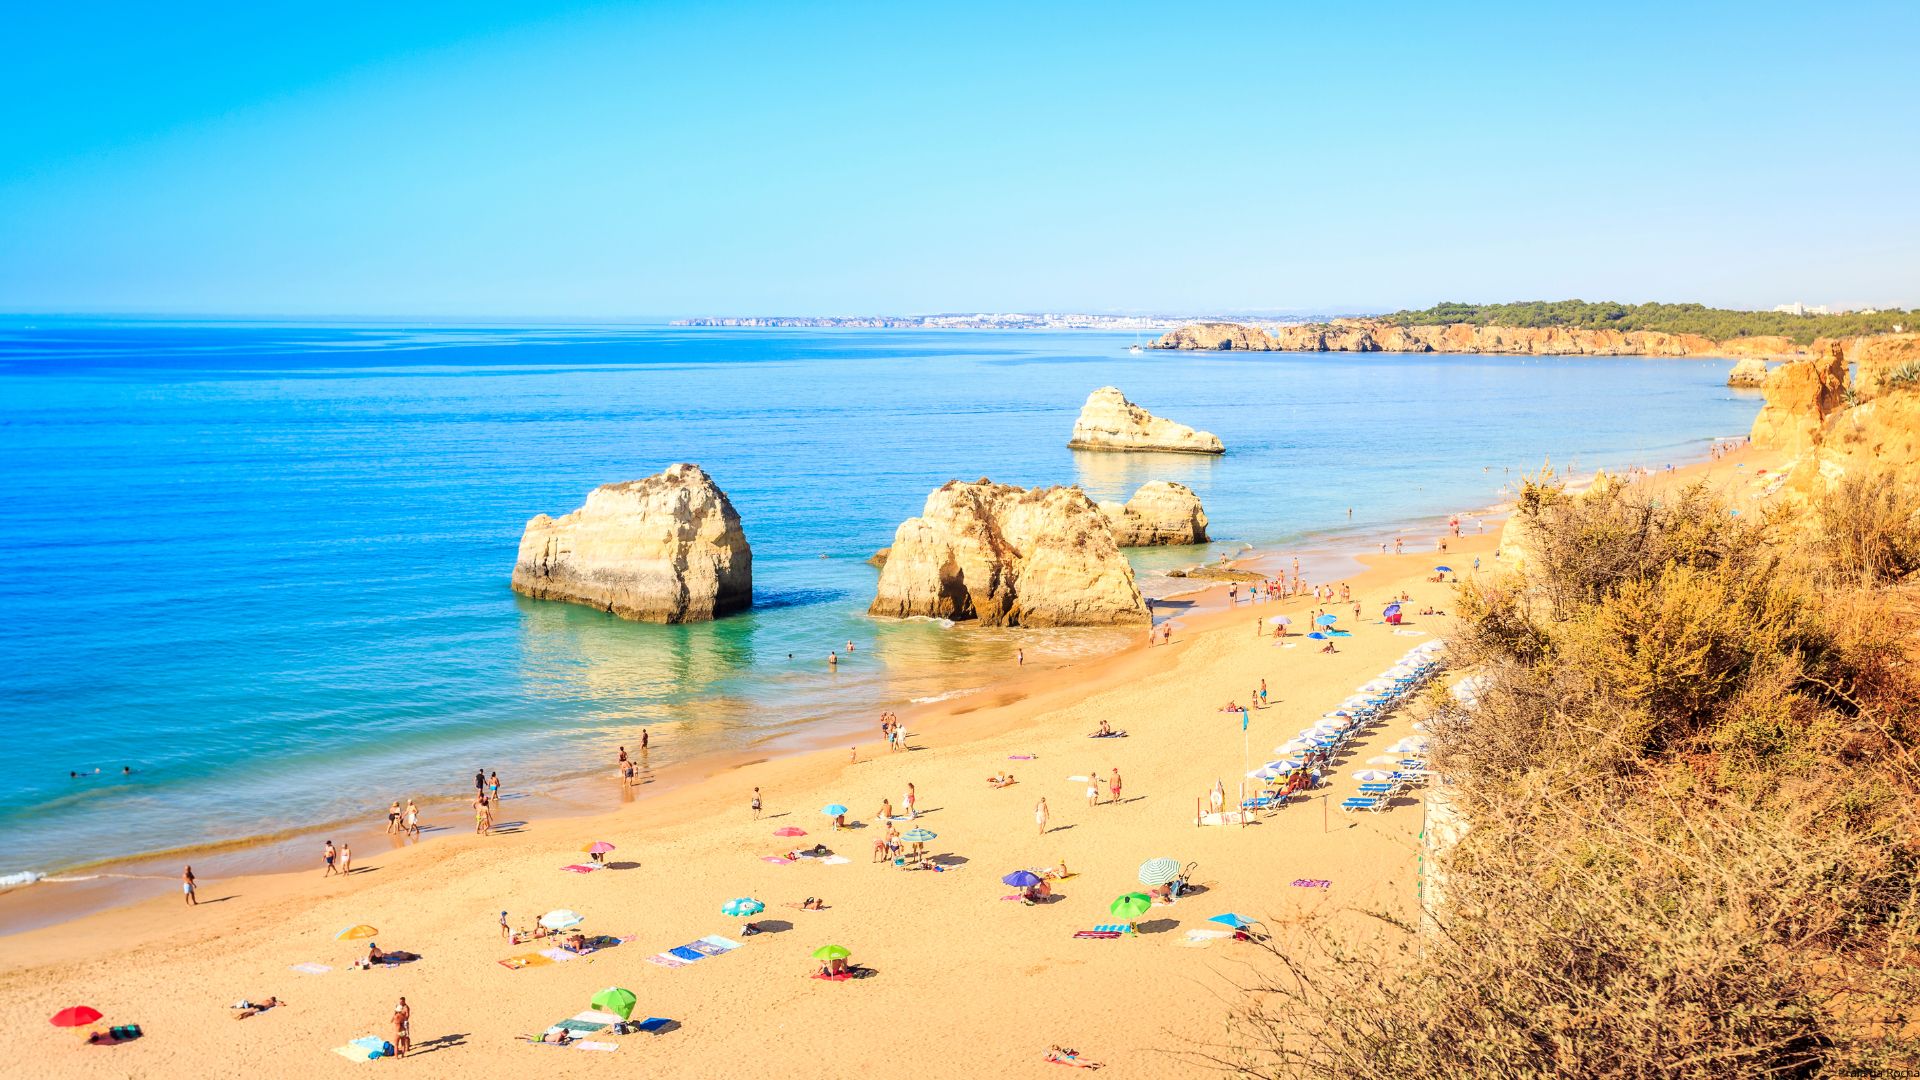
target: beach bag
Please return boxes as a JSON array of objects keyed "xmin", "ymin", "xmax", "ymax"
[
  {"xmin": 381, "ymin": 1041, "xmax": 395, "ymax": 1057},
  {"xmin": 110, "ymin": 1025, "xmax": 142, "ymax": 1041}
]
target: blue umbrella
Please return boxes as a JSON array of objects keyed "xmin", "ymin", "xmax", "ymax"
[
  {"xmin": 1002, "ymin": 870, "xmax": 1043, "ymax": 887},
  {"xmin": 1314, "ymin": 614, "xmax": 1338, "ymax": 626},
  {"xmin": 1307, "ymin": 631, "xmax": 1327, "ymax": 640},
  {"xmin": 1434, "ymin": 565, "xmax": 1453, "ymax": 573},
  {"xmin": 1208, "ymin": 913, "xmax": 1256, "ymax": 929},
  {"xmin": 1383, "ymin": 602, "xmax": 1401, "ymax": 615},
  {"xmin": 721, "ymin": 897, "xmax": 765, "ymax": 917},
  {"xmin": 821, "ymin": 804, "xmax": 848, "ymax": 816}
]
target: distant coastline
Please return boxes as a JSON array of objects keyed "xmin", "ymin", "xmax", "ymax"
[{"xmin": 670, "ymin": 312, "xmax": 1323, "ymax": 331}]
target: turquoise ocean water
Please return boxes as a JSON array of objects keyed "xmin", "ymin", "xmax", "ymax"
[{"xmin": 0, "ymin": 322, "xmax": 1763, "ymax": 882}]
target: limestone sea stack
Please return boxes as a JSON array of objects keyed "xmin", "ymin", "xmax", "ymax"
[
  {"xmin": 1098, "ymin": 481, "xmax": 1209, "ymax": 546},
  {"xmin": 511, "ymin": 463, "xmax": 752, "ymax": 623},
  {"xmin": 1068, "ymin": 387, "xmax": 1224, "ymax": 455},
  {"xmin": 869, "ymin": 479, "xmax": 1148, "ymax": 627},
  {"xmin": 1727, "ymin": 358, "xmax": 1769, "ymax": 388}
]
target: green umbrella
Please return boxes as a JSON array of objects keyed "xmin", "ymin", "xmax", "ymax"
[
  {"xmin": 1110, "ymin": 892, "xmax": 1153, "ymax": 919},
  {"xmin": 590, "ymin": 986, "xmax": 637, "ymax": 1021},
  {"xmin": 811, "ymin": 944, "xmax": 851, "ymax": 961}
]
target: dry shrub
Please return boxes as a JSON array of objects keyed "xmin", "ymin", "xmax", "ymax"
[
  {"xmin": 1196, "ymin": 475, "xmax": 1920, "ymax": 1077},
  {"xmin": 1816, "ymin": 472, "xmax": 1920, "ymax": 587}
]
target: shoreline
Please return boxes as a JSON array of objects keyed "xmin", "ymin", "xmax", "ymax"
[{"xmin": 0, "ymin": 437, "xmax": 1743, "ymax": 938}]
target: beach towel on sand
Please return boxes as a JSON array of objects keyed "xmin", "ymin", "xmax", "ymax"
[
  {"xmin": 761, "ymin": 855, "xmax": 793, "ymax": 865},
  {"xmin": 538, "ymin": 948, "xmax": 578, "ymax": 962},
  {"xmin": 700, "ymin": 934, "xmax": 743, "ymax": 951},
  {"xmin": 498, "ymin": 953, "xmax": 554, "ymax": 970},
  {"xmin": 289, "ymin": 962, "xmax": 331, "ymax": 975},
  {"xmin": 668, "ymin": 945, "xmax": 705, "ymax": 962},
  {"xmin": 687, "ymin": 940, "xmax": 728, "ymax": 957},
  {"xmin": 561, "ymin": 863, "xmax": 599, "ymax": 873},
  {"xmin": 646, "ymin": 952, "xmax": 688, "ymax": 968},
  {"xmin": 331, "ymin": 1035, "xmax": 387, "ymax": 1061}
]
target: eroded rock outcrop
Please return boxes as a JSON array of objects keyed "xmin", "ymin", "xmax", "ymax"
[
  {"xmin": 1068, "ymin": 387, "xmax": 1223, "ymax": 454},
  {"xmin": 1728, "ymin": 358, "xmax": 1769, "ymax": 388},
  {"xmin": 1849, "ymin": 333, "xmax": 1920, "ymax": 398},
  {"xmin": 869, "ymin": 480, "xmax": 1148, "ymax": 626},
  {"xmin": 1098, "ymin": 481, "xmax": 1209, "ymax": 546},
  {"xmin": 1749, "ymin": 348, "xmax": 1847, "ymax": 454},
  {"xmin": 511, "ymin": 463, "xmax": 752, "ymax": 623}
]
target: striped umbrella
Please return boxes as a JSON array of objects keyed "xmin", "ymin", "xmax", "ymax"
[{"xmin": 1138, "ymin": 858, "xmax": 1182, "ymax": 886}]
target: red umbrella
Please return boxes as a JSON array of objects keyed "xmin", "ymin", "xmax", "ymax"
[
  {"xmin": 773, "ymin": 827, "xmax": 807, "ymax": 837},
  {"xmin": 51, "ymin": 1006, "xmax": 102, "ymax": 1028}
]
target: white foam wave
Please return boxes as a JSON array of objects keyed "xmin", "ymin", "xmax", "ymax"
[{"xmin": 909, "ymin": 687, "xmax": 980, "ymax": 705}]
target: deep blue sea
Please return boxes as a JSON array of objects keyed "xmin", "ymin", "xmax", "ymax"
[{"xmin": 0, "ymin": 322, "xmax": 1764, "ymax": 880}]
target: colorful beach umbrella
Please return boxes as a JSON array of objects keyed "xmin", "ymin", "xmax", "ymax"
[
  {"xmin": 1207, "ymin": 913, "xmax": 1255, "ymax": 930},
  {"xmin": 1110, "ymin": 892, "xmax": 1153, "ymax": 919},
  {"xmin": 1138, "ymin": 858, "xmax": 1182, "ymax": 886},
  {"xmin": 1434, "ymin": 565, "xmax": 1453, "ymax": 573},
  {"xmin": 49, "ymin": 1006, "xmax": 102, "ymax": 1028},
  {"xmin": 900, "ymin": 828, "xmax": 937, "ymax": 843},
  {"xmin": 334, "ymin": 923, "xmax": 380, "ymax": 941},
  {"xmin": 811, "ymin": 944, "xmax": 851, "ymax": 961},
  {"xmin": 581, "ymin": 841, "xmax": 616, "ymax": 854},
  {"xmin": 1002, "ymin": 870, "xmax": 1043, "ymax": 888},
  {"xmin": 540, "ymin": 909, "xmax": 585, "ymax": 931},
  {"xmin": 773, "ymin": 826, "xmax": 808, "ymax": 837},
  {"xmin": 721, "ymin": 897, "xmax": 765, "ymax": 917},
  {"xmin": 590, "ymin": 987, "xmax": 637, "ymax": 1021},
  {"xmin": 821, "ymin": 804, "xmax": 849, "ymax": 817}
]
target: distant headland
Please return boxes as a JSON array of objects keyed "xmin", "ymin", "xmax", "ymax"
[
  {"xmin": 673, "ymin": 313, "xmax": 1216, "ymax": 330},
  {"xmin": 1152, "ymin": 300, "xmax": 1916, "ymax": 359}
]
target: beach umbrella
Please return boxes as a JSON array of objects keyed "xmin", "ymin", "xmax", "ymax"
[
  {"xmin": 773, "ymin": 826, "xmax": 807, "ymax": 837},
  {"xmin": 1314, "ymin": 614, "xmax": 1338, "ymax": 626},
  {"xmin": 1389, "ymin": 737, "xmax": 1430, "ymax": 754},
  {"xmin": 1207, "ymin": 913, "xmax": 1255, "ymax": 930},
  {"xmin": 1002, "ymin": 870, "xmax": 1043, "ymax": 888},
  {"xmin": 581, "ymin": 841, "xmax": 616, "ymax": 854},
  {"xmin": 1352, "ymin": 769, "xmax": 1395, "ymax": 782},
  {"xmin": 540, "ymin": 909, "xmax": 585, "ymax": 931},
  {"xmin": 590, "ymin": 987, "xmax": 637, "ymax": 1021},
  {"xmin": 334, "ymin": 923, "xmax": 380, "ymax": 941},
  {"xmin": 1110, "ymin": 892, "xmax": 1153, "ymax": 919},
  {"xmin": 721, "ymin": 897, "xmax": 765, "ymax": 917},
  {"xmin": 811, "ymin": 944, "xmax": 851, "ymax": 961},
  {"xmin": 1434, "ymin": 565, "xmax": 1453, "ymax": 573},
  {"xmin": 49, "ymin": 1006, "xmax": 102, "ymax": 1028},
  {"xmin": 1138, "ymin": 858, "xmax": 1182, "ymax": 886},
  {"xmin": 821, "ymin": 804, "xmax": 848, "ymax": 817},
  {"xmin": 1307, "ymin": 632, "xmax": 1327, "ymax": 640},
  {"xmin": 1367, "ymin": 755, "xmax": 1413, "ymax": 766},
  {"xmin": 1383, "ymin": 602, "xmax": 1401, "ymax": 614},
  {"xmin": 1274, "ymin": 741, "xmax": 1312, "ymax": 755},
  {"xmin": 900, "ymin": 828, "xmax": 937, "ymax": 843},
  {"xmin": 1266, "ymin": 615, "xmax": 1292, "ymax": 625}
]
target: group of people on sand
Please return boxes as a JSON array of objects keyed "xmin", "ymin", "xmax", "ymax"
[
  {"xmin": 879, "ymin": 712, "xmax": 905, "ymax": 751},
  {"xmin": 1082, "ymin": 767, "xmax": 1122, "ymax": 808},
  {"xmin": 322, "ymin": 839, "xmax": 353, "ymax": 877},
  {"xmin": 472, "ymin": 768, "xmax": 502, "ymax": 835},
  {"xmin": 385, "ymin": 798, "xmax": 422, "ymax": 836},
  {"xmin": 617, "ymin": 734, "xmax": 649, "ymax": 786}
]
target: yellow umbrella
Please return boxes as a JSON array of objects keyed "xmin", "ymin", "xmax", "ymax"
[{"xmin": 334, "ymin": 923, "xmax": 379, "ymax": 940}]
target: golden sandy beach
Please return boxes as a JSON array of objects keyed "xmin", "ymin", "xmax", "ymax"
[{"xmin": 1, "ymin": 445, "xmax": 1791, "ymax": 1079}]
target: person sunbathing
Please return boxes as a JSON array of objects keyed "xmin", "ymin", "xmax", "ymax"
[
  {"xmin": 1092, "ymin": 720, "xmax": 1113, "ymax": 736},
  {"xmin": 563, "ymin": 932, "xmax": 591, "ymax": 954},
  {"xmin": 1215, "ymin": 701, "xmax": 1242, "ymax": 713},
  {"xmin": 1046, "ymin": 1046, "xmax": 1102, "ymax": 1068},
  {"xmin": 783, "ymin": 896, "xmax": 828, "ymax": 911},
  {"xmin": 1039, "ymin": 860, "xmax": 1072, "ymax": 880},
  {"xmin": 365, "ymin": 943, "xmax": 419, "ymax": 966},
  {"xmin": 987, "ymin": 772, "xmax": 1016, "ymax": 787},
  {"xmin": 230, "ymin": 996, "xmax": 283, "ymax": 1019}
]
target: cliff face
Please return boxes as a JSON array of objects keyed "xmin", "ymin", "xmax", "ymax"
[
  {"xmin": 1067, "ymin": 386, "xmax": 1224, "ymax": 454},
  {"xmin": 1728, "ymin": 358, "xmax": 1770, "ymax": 388},
  {"xmin": 869, "ymin": 480, "xmax": 1148, "ymax": 627},
  {"xmin": 511, "ymin": 463, "xmax": 752, "ymax": 623},
  {"xmin": 1155, "ymin": 320, "xmax": 1858, "ymax": 361},
  {"xmin": 1846, "ymin": 333, "xmax": 1920, "ymax": 398},
  {"xmin": 1750, "ymin": 347, "xmax": 1848, "ymax": 454},
  {"xmin": 1098, "ymin": 481, "xmax": 1209, "ymax": 546},
  {"xmin": 1747, "ymin": 335, "xmax": 1920, "ymax": 505}
]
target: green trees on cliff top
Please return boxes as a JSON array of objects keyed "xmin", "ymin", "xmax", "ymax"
[{"xmin": 1380, "ymin": 300, "xmax": 1915, "ymax": 345}]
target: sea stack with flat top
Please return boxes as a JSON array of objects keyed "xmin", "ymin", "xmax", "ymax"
[
  {"xmin": 869, "ymin": 479, "xmax": 1148, "ymax": 627},
  {"xmin": 1068, "ymin": 386, "xmax": 1224, "ymax": 454},
  {"xmin": 1098, "ymin": 480, "xmax": 1209, "ymax": 546},
  {"xmin": 511, "ymin": 463, "xmax": 751, "ymax": 623}
]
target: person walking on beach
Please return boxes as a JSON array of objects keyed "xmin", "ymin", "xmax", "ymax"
[
  {"xmin": 751, "ymin": 787, "xmax": 762, "ymax": 819},
  {"xmin": 1109, "ymin": 768, "xmax": 1123, "ymax": 804},
  {"xmin": 1210, "ymin": 779, "xmax": 1225, "ymax": 814},
  {"xmin": 489, "ymin": 771, "xmax": 501, "ymax": 803},
  {"xmin": 323, "ymin": 841, "xmax": 338, "ymax": 877},
  {"xmin": 1016, "ymin": 648, "xmax": 1024, "ymax": 666},
  {"xmin": 1086, "ymin": 772, "xmax": 1099, "ymax": 807},
  {"xmin": 386, "ymin": 800, "xmax": 401, "ymax": 835},
  {"xmin": 1259, "ymin": 679, "xmax": 1269, "ymax": 708},
  {"xmin": 392, "ymin": 997, "xmax": 411, "ymax": 1058},
  {"xmin": 405, "ymin": 799, "xmax": 419, "ymax": 837},
  {"xmin": 182, "ymin": 865, "xmax": 197, "ymax": 905},
  {"xmin": 499, "ymin": 910, "xmax": 511, "ymax": 940},
  {"xmin": 1035, "ymin": 797, "xmax": 1050, "ymax": 835},
  {"xmin": 339, "ymin": 843, "xmax": 352, "ymax": 876},
  {"xmin": 904, "ymin": 782, "xmax": 917, "ymax": 819},
  {"xmin": 474, "ymin": 768, "xmax": 486, "ymax": 799},
  {"xmin": 641, "ymin": 729, "xmax": 649, "ymax": 752},
  {"xmin": 475, "ymin": 794, "xmax": 491, "ymax": 835}
]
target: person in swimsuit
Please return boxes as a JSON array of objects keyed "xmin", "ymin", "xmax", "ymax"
[
  {"xmin": 499, "ymin": 910, "xmax": 511, "ymax": 939},
  {"xmin": 475, "ymin": 769, "xmax": 485, "ymax": 796},
  {"xmin": 1035, "ymin": 797, "xmax": 1050, "ymax": 835},
  {"xmin": 182, "ymin": 865, "xmax": 196, "ymax": 905},
  {"xmin": 1086, "ymin": 774, "xmax": 1099, "ymax": 807},
  {"xmin": 640, "ymin": 729, "xmax": 649, "ymax": 751},
  {"xmin": 751, "ymin": 787, "xmax": 762, "ymax": 818},
  {"xmin": 489, "ymin": 771, "xmax": 501, "ymax": 803},
  {"xmin": 392, "ymin": 997, "xmax": 410, "ymax": 1057},
  {"xmin": 386, "ymin": 801, "xmax": 400, "ymax": 834},
  {"xmin": 339, "ymin": 843, "xmax": 352, "ymax": 875},
  {"xmin": 904, "ymin": 783, "xmax": 917, "ymax": 819},
  {"xmin": 405, "ymin": 799, "xmax": 419, "ymax": 837},
  {"xmin": 1110, "ymin": 768, "xmax": 1123, "ymax": 804},
  {"xmin": 323, "ymin": 841, "xmax": 337, "ymax": 877}
]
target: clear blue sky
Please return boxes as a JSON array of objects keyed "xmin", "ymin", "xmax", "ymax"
[{"xmin": 3, "ymin": 1, "xmax": 1916, "ymax": 318}]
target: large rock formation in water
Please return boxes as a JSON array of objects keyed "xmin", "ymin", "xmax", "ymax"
[
  {"xmin": 869, "ymin": 479, "xmax": 1148, "ymax": 626},
  {"xmin": 1154, "ymin": 320, "xmax": 1873, "ymax": 361},
  {"xmin": 1068, "ymin": 386, "xmax": 1223, "ymax": 454},
  {"xmin": 1728, "ymin": 358, "xmax": 1769, "ymax": 387},
  {"xmin": 1098, "ymin": 481, "xmax": 1209, "ymax": 546},
  {"xmin": 511, "ymin": 463, "xmax": 752, "ymax": 623}
]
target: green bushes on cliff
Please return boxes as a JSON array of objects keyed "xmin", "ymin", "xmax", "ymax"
[
  {"xmin": 1198, "ymin": 476, "xmax": 1920, "ymax": 1079},
  {"xmin": 1379, "ymin": 300, "xmax": 1917, "ymax": 345}
]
